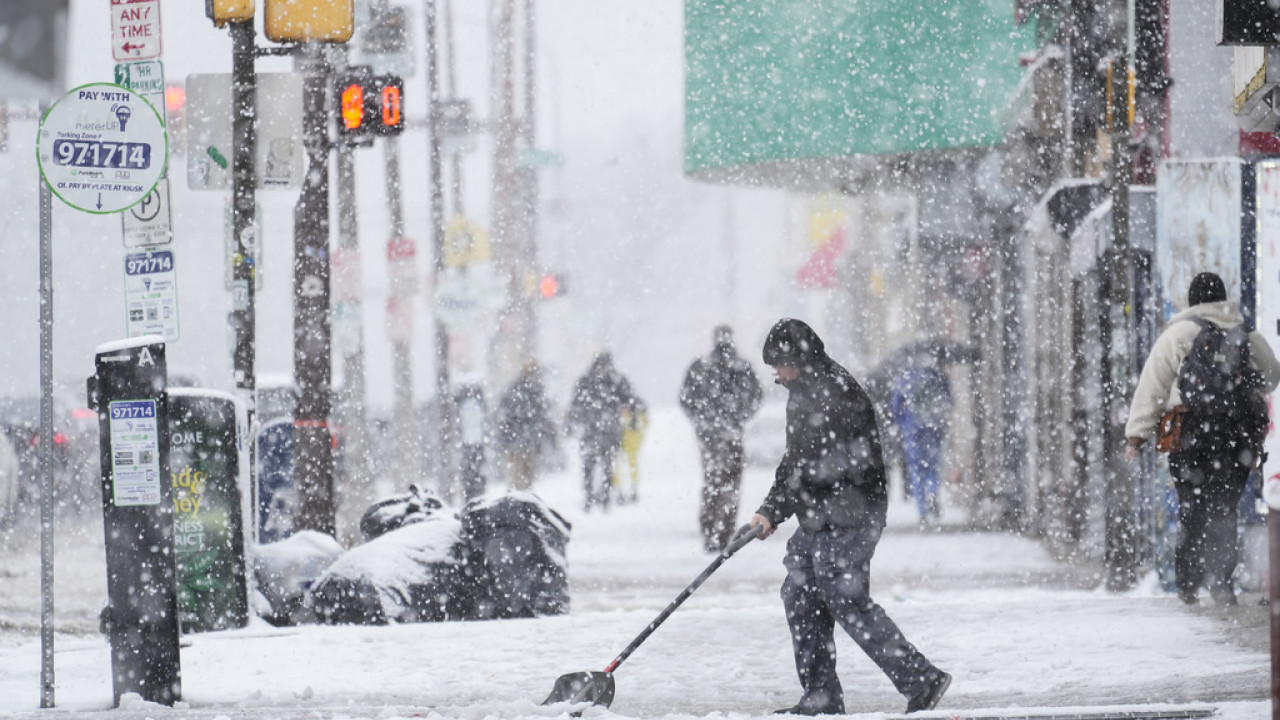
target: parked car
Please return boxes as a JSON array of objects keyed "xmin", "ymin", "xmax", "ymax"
[{"xmin": 0, "ymin": 395, "xmax": 88, "ymax": 517}]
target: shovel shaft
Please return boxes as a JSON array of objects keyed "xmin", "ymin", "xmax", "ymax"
[{"xmin": 604, "ymin": 523, "xmax": 761, "ymax": 673}]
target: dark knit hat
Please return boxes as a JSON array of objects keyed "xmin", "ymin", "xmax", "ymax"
[
  {"xmin": 762, "ymin": 318, "xmax": 825, "ymax": 367},
  {"xmin": 1188, "ymin": 272, "xmax": 1226, "ymax": 306}
]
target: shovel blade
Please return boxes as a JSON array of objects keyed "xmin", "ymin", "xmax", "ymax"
[{"xmin": 542, "ymin": 671, "xmax": 615, "ymax": 709}]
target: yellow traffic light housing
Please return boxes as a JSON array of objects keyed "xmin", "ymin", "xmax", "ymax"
[
  {"xmin": 206, "ymin": 0, "xmax": 255, "ymax": 27},
  {"xmin": 264, "ymin": 0, "xmax": 353, "ymax": 43}
]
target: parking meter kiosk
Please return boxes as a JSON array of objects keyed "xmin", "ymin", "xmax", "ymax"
[{"xmin": 89, "ymin": 336, "xmax": 180, "ymax": 706}]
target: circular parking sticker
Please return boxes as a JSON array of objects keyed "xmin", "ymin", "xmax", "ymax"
[{"xmin": 36, "ymin": 82, "xmax": 168, "ymax": 215}]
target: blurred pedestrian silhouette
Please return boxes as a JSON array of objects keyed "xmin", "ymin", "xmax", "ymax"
[
  {"xmin": 888, "ymin": 350, "xmax": 952, "ymax": 526},
  {"xmin": 679, "ymin": 325, "xmax": 763, "ymax": 552},
  {"xmin": 495, "ymin": 363, "xmax": 557, "ymax": 491},
  {"xmin": 566, "ymin": 351, "xmax": 637, "ymax": 512},
  {"xmin": 612, "ymin": 397, "xmax": 648, "ymax": 504}
]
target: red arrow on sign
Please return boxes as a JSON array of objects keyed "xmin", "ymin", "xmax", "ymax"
[{"xmin": 121, "ymin": 42, "xmax": 145, "ymax": 53}]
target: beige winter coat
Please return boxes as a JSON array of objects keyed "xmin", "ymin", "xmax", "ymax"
[{"xmin": 1125, "ymin": 301, "xmax": 1280, "ymax": 442}]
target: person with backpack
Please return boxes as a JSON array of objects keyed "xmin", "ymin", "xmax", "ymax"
[
  {"xmin": 565, "ymin": 351, "xmax": 638, "ymax": 512},
  {"xmin": 1125, "ymin": 272, "xmax": 1280, "ymax": 606}
]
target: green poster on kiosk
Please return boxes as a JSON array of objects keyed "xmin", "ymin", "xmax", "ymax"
[{"xmin": 168, "ymin": 389, "xmax": 249, "ymax": 633}]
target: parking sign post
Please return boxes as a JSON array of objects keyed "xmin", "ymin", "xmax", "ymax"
[{"xmin": 35, "ymin": 83, "xmax": 173, "ymax": 708}]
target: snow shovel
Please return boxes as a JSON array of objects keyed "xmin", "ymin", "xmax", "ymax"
[{"xmin": 541, "ymin": 522, "xmax": 764, "ymax": 709}]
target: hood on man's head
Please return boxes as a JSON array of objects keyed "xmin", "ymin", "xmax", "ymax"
[
  {"xmin": 713, "ymin": 324, "xmax": 734, "ymax": 346},
  {"xmin": 1188, "ymin": 272, "xmax": 1226, "ymax": 307},
  {"xmin": 762, "ymin": 318, "xmax": 825, "ymax": 367}
]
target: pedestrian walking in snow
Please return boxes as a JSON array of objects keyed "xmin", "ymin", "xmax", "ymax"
[
  {"xmin": 565, "ymin": 351, "xmax": 637, "ymax": 512},
  {"xmin": 495, "ymin": 363, "xmax": 558, "ymax": 491},
  {"xmin": 1125, "ymin": 272, "xmax": 1280, "ymax": 606},
  {"xmin": 888, "ymin": 349, "xmax": 953, "ymax": 526},
  {"xmin": 679, "ymin": 325, "xmax": 763, "ymax": 552},
  {"xmin": 749, "ymin": 318, "xmax": 951, "ymax": 715},
  {"xmin": 612, "ymin": 398, "xmax": 648, "ymax": 504}
]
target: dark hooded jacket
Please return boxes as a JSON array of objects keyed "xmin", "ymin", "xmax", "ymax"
[
  {"xmin": 565, "ymin": 352, "xmax": 636, "ymax": 451},
  {"xmin": 679, "ymin": 340, "xmax": 763, "ymax": 443},
  {"xmin": 495, "ymin": 365, "xmax": 557, "ymax": 455},
  {"xmin": 756, "ymin": 319, "xmax": 889, "ymax": 532}
]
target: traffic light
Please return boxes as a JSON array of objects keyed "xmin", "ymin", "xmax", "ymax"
[
  {"xmin": 206, "ymin": 0, "xmax": 254, "ymax": 27},
  {"xmin": 263, "ymin": 0, "xmax": 353, "ymax": 43},
  {"xmin": 371, "ymin": 75, "xmax": 404, "ymax": 135},
  {"xmin": 538, "ymin": 273, "xmax": 567, "ymax": 299},
  {"xmin": 337, "ymin": 72, "xmax": 367, "ymax": 135},
  {"xmin": 164, "ymin": 84, "xmax": 186, "ymax": 151},
  {"xmin": 334, "ymin": 68, "xmax": 404, "ymax": 140}
]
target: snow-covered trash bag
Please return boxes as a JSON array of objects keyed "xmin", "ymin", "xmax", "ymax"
[
  {"xmin": 307, "ymin": 512, "xmax": 464, "ymax": 625},
  {"xmin": 251, "ymin": 530, "xmax": 345, "ymax": 626},
  {"xmin": 458, "ymin": 492, "xmax": 571, "ymax": 619},
  {"xmin": 359, "ymin": 483, "xmax": 445, "ymax": 542}
]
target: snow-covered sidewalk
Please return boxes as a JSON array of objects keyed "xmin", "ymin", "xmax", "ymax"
[{"xmin": 0, "ymin": 406, "xmax": 1269, "ymax": 719}]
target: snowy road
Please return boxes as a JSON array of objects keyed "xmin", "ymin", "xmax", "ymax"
[{"xmin": 0, "ymin": 406, "xmax": 1269, "ymax": 719}]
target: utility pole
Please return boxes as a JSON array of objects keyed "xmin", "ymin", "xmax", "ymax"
[
  {"xmin": 444, "ymin": 0, "xmax": 466, "ymax": 214},
  {"xmin": 384, "ymin": 132, "xmax": 418, "ymax": 488},
  {"xmin": 489, "ymin": 0, "xmax": 527, "ymax": 385},
  {"xmin": 1103, "ymin": 51, "xmax": 1138, "ymax": 592},
  {"xmin": 331, "ymin": 45, "xmax": 371, "ymax": 543},
  {"xmin": 518, "ymin": 0, "xmax": 539, "ymax": 360},
  {"xmin": 427, "ymin": 0, "xmax": 454, "ymax": 500},
  {"xmin": 293, "ymin": 42, "xmax": 336, "ymax": 536},
  {"xmin": 230, "ymin": 20, "xmax": 258, "ymax": 402}
]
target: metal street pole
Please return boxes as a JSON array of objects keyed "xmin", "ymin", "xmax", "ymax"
[
  {"xmin": 383, "ymin": 134, "xmax": 418, "ymax": 488},
  {"xmin": 444, "ymin": 0, "xmax": 466, "ymax": 215},
  {"xmin": 489, "ymin": 0, "xmax": 524, "ymax": 385},
  {"xmin": 37, "ymin": 99, "xmax": 54, "ymax": 709},
  {"xmin": 518, "ymin": 0, "xmax": 539, "ymax": 362},
  {"xmin": 1103, "ymin": 55, "xmax": 1138, "ymax": 592},
  {"xmin": 231, "ymin": 20, "xmax": 258, "ymax": 397},
  {"xmin": 1272, "ymin": 504, "xmax": 1280, "ymax": 720},
  {"xmin": 426, "ymin": 0, "xmax": 454, "ymax": 499},
  {"xmin": 228, "ymin": 20, "xmax": 260, "ymax": 543},
  {"xmin": 331, "ymin": 46, "xmax": 371, "ymax": 544},
  {"xmin": 293, "ymin": 42, "xmax": 336, "ymax": 536}
]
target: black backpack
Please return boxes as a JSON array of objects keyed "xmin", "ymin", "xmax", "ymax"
[{"xmin": 1176, "ymin": 317, "xmax": 1268, "ymax": 452}]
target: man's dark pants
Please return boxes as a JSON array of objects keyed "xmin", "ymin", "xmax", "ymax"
[
  {"xmin": 1169, "ymin": 447, "xmax": 1251, "ymax": 602},
  {"xmin": 781, "ymin": 526, "xmax": 940, "ymax": 711},
  {"xmin": 581, "ymin": 440, "xmax": 618, "ymax": 511},
  {"xmin": 698, "ymin": 434, "xmax": 744, "ymax": 552}
]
